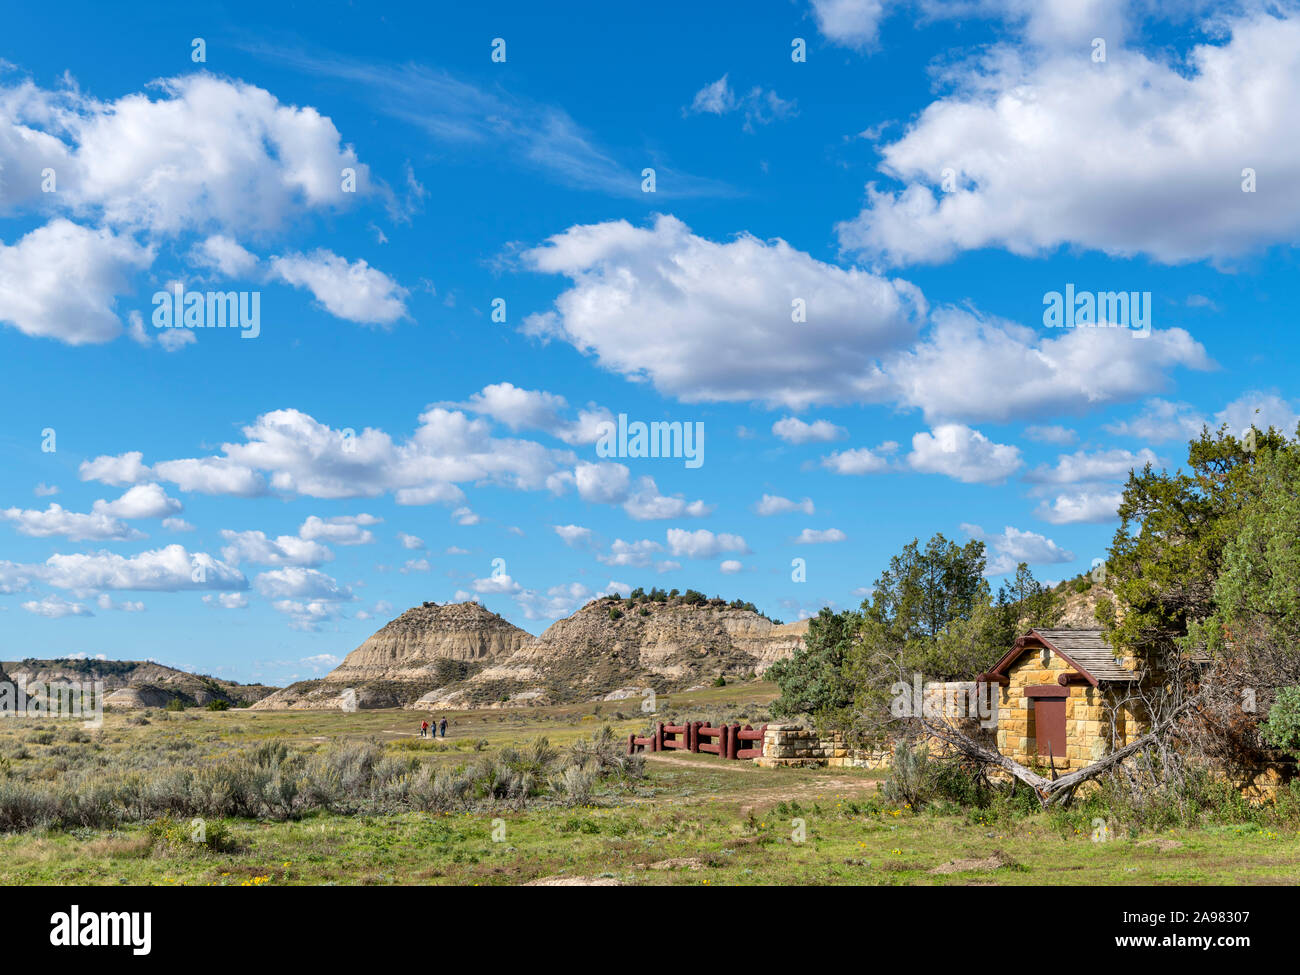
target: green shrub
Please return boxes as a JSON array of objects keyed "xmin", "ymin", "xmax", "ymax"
[
  {"xmin": 882, "ymin": 741, "xmax": 937, "ymax": 808},
  {"xmin": 1263, "ymin": 687, "xmax": 1300, "ymax": 754}
]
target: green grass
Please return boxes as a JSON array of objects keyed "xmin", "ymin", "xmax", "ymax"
[
  {"xmin": 3, "ymin": 797, "xmax": 1296, "ymax": 886},
  {"xmin": 0, "ymin": 682, "xmax": 1295, "ymax": 885}
]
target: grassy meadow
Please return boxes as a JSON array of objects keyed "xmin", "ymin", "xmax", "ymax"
[{"xmin": 0, "ymin": 682, "xmax": 1297, "ymax": 886}]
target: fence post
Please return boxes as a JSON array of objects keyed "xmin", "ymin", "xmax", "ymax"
[
  {"xmin": 689, "ymin": 721, "xmax": 699, "ymax": 753},
  {"xmin": 627, "ymin": 733, "xmax": 635, "ymax": 755},
  {"xmin": 654, "ymin": 722, "xmax": 664, "ymax": 752}
]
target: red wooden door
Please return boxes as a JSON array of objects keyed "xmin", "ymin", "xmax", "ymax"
[{"xmin": 1034, "ymin": 698, "xmax": 1067, "ymax": 759}]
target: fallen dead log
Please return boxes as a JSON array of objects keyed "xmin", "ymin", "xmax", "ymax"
[{"xmin": 916, "ymin": 702, "xmax": 1196, "ymax": 808}]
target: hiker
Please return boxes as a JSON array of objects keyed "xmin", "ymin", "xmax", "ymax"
[
  {"xmin": 420, "ymin": 719, "xmax": 429, "ymax": 738},
  {"xmin": 439, "ymin": 717, "xmax": 447, "ymax": 738}
]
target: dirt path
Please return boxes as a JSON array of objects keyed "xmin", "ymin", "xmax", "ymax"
[
  {"xmin": 641, "ymin": 753, "xmax": 880, "ymax": 807},
  {"xmin": 643, "ymin": 753, "xmax": 755, "ymax": 770}
]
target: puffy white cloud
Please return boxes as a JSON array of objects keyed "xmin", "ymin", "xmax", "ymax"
[
  {"xmin": 455, "ymin": 382, "xmax": 613, "ymax": 446},
  {"xmin": 810, "ymin": 0, "xmax": 892, "ymax": 49},
  {"xmin": 33, "ymin": 483, "xmax": 59, "ymax": 497},
  {"xmin": 838, "ymin": 9, "xmax": 1300, "ymax": 265},
  {"xmin": 459, "ymin": 381, "xmax": 565, "ymax": 431},
  {"xmin": 22, "ymin": 594, "xmax": 93, "ymax": 618},
  {"xmin": 0, "ymin": 219, "xmax": 151, "ymax": 344},
  {"xmin": 1035, "ymin": 489, "xmax": 1125, "ymax": 525},
  {"xmin": 39, "ymin": 545, "xmax": 247, "ymax": 592},
  {"xmin": 720, "ymin": 560, "xmax": 744, "ymax": 574},
  {"xmin": 574, "ymin": 461, "xmax": 631, "ymax": 504},
  {"xmin": 622, "ymin": 478, "xmax": 712, "ymax": 521},
  {"xmin": 397, "ymin": 531, "xmax": 425, "ymax": 550},
  {"xmin": 161, "ymin": 517, "xmax": 194, "ymax": 532},
  {"xmin": 270, "ymin": 599, "xmax": 343, "ymax": 632},
  {"xmin": 298, "ymin": 514, "xmax": 380, "ymax": 545},
  {"xmin": 1214, "ymin": 391, "xmax": 1300, "ymax": 440},
  {"xmin": 597, "ymin": 538, "xmax": 664, "ymax": 569},
  {"xmin": 151, "ymin": 457, "xmax": 266, "ymax": 497},
  {"xmin": 772, "ymin": 417, "xmax": 846, "ymax": 444},
  {"xmin": 221, "ymin": 407, "xmax": 563, "ymax": 501},
  {"xmin": 220, "ymin": 530, "xmax": 333, "ymax": 568},
  {"xmin": 471, "ymin": 573, "xmax": 522, "ymax": 595},
  {"xmin": 1104, "ymin": 399, "xmax": 1205, "ymax": 443},
  {"xmin": 96, "ymin": 593, "xmax": 145, "ymax": 612},
  {"xmin": 821, "ymin": 443, "xmax": 897, "ymax": 475},
  {"xmin": 963, "ymin": 523, "xmax": 1075, "ymax": 575},
  {"xmin": 666, "ymin": 528, "xmax": 749, "ymax": 559},
  {"xmin": 255, "ymin": 567, "xmax": 352, "ymax": 601},
  {"xmin": 270, "ymin": 249, "xmax": 408, "ymax": 325},
  {"xmin": 885, "ymin": 309, "xmax": 1210, "ymax": 424},
  {"xmin": 754, "ymin": 494, "xmax": 815, "ymax": 516},
  {"xmin": 0, "ymin": 561, "xmax": 37, "ymax": 594},
  {"xmin": 451, "ymin": 506, "xmax": 481, "ymax": 526},
  {"xmin": 793, "ymin": 528, "xmax": 847, "ymax": 544},
  {"xmin": 92, "ymin": 483, "xmax": 181, "ymax": 519},
  {"xmin": 522, "ymin": 215, "xmax": 922, "ymax": 410},
  {"xmin": 1, "ymin": 503, "xmax": 140, "ymax": 541},
  {"xmin": 514, "ymin": 582, "xmax": 595, "ymax": 621},
  {"xmin": 553, "ymin": 524, "xmax": 594, "ymax": 548},
  {"xmin": 907, "ymin": 424, "xmax": 1021, "ymax": 484},
  {"xmin": 1025, "ymin": 448, "xmax": 1160, "ymax": 486},
  {"xmin": 522, "ymin": 219, "xmax": 1204, "ymax": 426},
  {"xmin": 203, "ymin": 592, "xmax": 249, "ymax": 610},
  {"xmin": 12, "ymin": 72, "xmax": 369, "ymax": 237},
  {"xmin": 79, "ymin": 451, "xmax": 151, "ymax": 487},
  {"xmin": 191, "ymin": 235, "xmax": 258, "ymax": 277},
  {"xmin": 571, "ymin": 461, "xmax": 708, "ymax": 520}
]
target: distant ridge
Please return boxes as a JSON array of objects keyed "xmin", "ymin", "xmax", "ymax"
[
  {"xmin": 1, "ymin": 658, "xmax": 278, "ymax": 710},
  {"xmin": 255, "ymin": 591, "xmax": 808, "ymax": 712},
  {"xmin": 251, "ymin": 600, "xmax": 532, "ymax": 710}
]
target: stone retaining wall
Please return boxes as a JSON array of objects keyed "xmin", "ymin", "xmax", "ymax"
[{"xmin": 755, "ymin": 724, "xmax": 891, "ymax": 769}]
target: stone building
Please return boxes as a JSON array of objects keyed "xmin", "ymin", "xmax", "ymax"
[{"xmin": 977, "ymin": 628, "xmax": 1147, "ymax": 772}]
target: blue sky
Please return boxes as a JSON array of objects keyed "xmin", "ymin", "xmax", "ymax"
[{"xmin": 2, "ymin": 0, "xmax": 1298, "ymax": 684}]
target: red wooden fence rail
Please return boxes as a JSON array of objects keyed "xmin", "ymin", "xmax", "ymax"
[
  {"xmin": 629, "ymin": 721, "xmax": 767, "ymax": 760},
  {"xmin": 734, "ymin": 723, "xmax": 766, "ymax": 760},
  {"xmin": 661, "ymin": 721, "xmax": 692, "ymax": 750}
]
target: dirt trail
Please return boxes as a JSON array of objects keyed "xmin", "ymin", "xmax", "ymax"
[{"xmin": 641, "ymin": 753, "xmax": 880, "ymax": 806}]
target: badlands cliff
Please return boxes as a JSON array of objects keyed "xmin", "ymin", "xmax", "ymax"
[
  {"xmin": 251, "ymin": 600, "xmax": 533, "ymax": 709},
  {"xmin": 257, "ymin": 594, "xmax": 808, "ymax": 711}
]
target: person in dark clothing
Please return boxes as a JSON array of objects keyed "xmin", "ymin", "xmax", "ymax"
[{"xmin": 439, "ymin": 717, "xmax": 447, "ymax": 738}]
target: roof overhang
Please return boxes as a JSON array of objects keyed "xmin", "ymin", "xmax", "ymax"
[{"xmin": 983, "ymin": 630, "xmax": 1101, "ymax": 688}]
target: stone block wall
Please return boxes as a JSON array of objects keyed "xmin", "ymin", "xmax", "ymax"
[{"xmin": 754, "ymin": 724, "xmax": 891, "ymax": 769}]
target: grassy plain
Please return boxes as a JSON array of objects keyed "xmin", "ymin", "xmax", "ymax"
[{"xmin": 0, "ymin": 682, "xmax": 1295, "ymax": 885}]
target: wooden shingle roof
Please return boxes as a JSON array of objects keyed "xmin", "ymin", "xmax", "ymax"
[
  {"xmin": 981, "ymin": 628, "xmax": 1212, "ymax": 687},
  {"xmin": 1032, "ymin": 629, "xmax": 1136, "ymax": 682}
]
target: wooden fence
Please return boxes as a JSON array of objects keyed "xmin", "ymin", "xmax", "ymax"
[{"xmin": 628, "ymin": 722, "xmax": 767, "ymax": 761}]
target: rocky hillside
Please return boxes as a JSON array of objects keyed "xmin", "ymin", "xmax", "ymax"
[
  {"xmin": 251, "ymin": 600, "xmax": 533, "ymax": 710},
  {"xmin": 256, "ymin": 593, "xmax": 809, "ymax": 712},
  {"xmin": 418, "ymin": 594, "xmax": 809, "ymax": 710},
  {"xmin": 1054, "ymin": 581, "xmax": 1115, "ymax": 628},
  {"xmin": 0, "ymin": 658, "xmax": 277, "ymax": 710}
]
